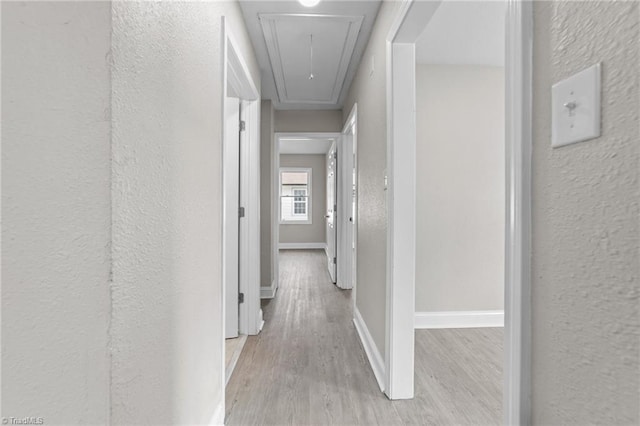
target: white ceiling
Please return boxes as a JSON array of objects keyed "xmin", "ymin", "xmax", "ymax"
[
  {"xmin": 280, "ymin": 137, "xmax": 334, "ymax": 154},
  {"xmin": 239, "ymin": 0, "xmax": 382, "ymax": 110},
  {"xmin": 416, "ymin": 0, "xmax": 506, "ymax": 67}
]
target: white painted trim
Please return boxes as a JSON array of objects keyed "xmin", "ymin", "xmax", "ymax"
[
  {"xmin": 385, "ymin": 0, "xmax": 442, "ymax": 400},
  {"xmin": 336, "ymin": 103, "xmax": 357, "ymax": 291},
  {"xmin": 353, "ymin": 307, "xmax": 385, "ymax": 393},
  {"xmin": 260, "ymin": 286, "xmax": 276, "ymax": 299},
  {"xmin": 278, "ymin": 242, "xmax": 326, "ymax": 250},
  {"xmin": 225, "ymin": 334, "xmax": 248, "ymax": 386},
  {"xmin": 260, "ymin": 280, "xmax": 277, "ymax": 299},
  {"xmin": 272, "ymin": 123, "xmax": 280, "ymax": 295},
  {"xmin": 208, "ymin": 401, "xmax": 225, "ymax": 426},
  {"xmin": 239, "ymin": 98, "xmax": 262, "ymax": 337},
  {"xmin": 415, "ymin": 311, "xmax": 505, "ymax": 329},
  {"xmin": 504, "ymin": 1, "xmax": 533, "ymax": 424}
]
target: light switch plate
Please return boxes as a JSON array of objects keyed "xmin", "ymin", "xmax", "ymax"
[{"xmin": 551, "ymin": 63, "xmax": 601, "ymax": 148}]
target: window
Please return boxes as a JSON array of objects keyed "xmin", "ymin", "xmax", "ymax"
[
  {"xmin": 293, "ymin": 188, "xmax": 307, "ymax": 215},
  {"xmin": 280, "ymin": 168, "xmax": 312, "ymax": 224}
]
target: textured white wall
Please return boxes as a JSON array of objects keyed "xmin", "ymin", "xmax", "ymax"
[
  {"xmin": 532, "ymin": 2, "xmax": 639, "ymax": 424},
  {"xmin": 110, "ymin": 1, "xmax": 259, "ymax": 424},
  {"xmin": 2, "ymin": 2, "xmax": 112, "ymax": 424},
  {"xmin": 279, "ymin": 155, "xmax": 327, "ymax": 244},
  {"xmin": 274, "ymin": 109, "xmax": 343, "ymax": 133},
  {"xmin": 343, "ymin": 0, "xmax": 401, "ymax": 355},
  {"xmin": 415, "ymin": 64, "xmax": 505, "ymax": 312}
]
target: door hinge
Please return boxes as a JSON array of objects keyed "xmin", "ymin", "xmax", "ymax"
[
  {"xmin": 334, "ymin": 204, "xmax": 337, "ymax": 213},
  {"xmin": 239, "ymin": 120, "xmax": 246, "ymax": 131},
  {"xmin": 239, "ymin": 207, "xmax": 245, "ymax": 218},
  {"xmin": 333, "ymin": 152, "xmax": 337, "ymax": 160},
  {"xmin": 238, "ymin": 292, "xmax": 244, "ymax": 304},
  {"xmin": 333, "ymin": 257, "xmax": 337, "ymax": 265}
]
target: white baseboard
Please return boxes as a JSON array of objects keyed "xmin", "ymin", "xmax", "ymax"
[
  {"xmin": 279, "ymin": 242, "xmax": 326, "ymax": 250},
  {"xmin": 260, "ymin": 279, "xmax": 277, "ymax": 299},
  {"xmin": 353, "ymin": 307, "xmax": 385, "ymax": 393},
  {"xmin": 258, "ymin": 308, "xmax": 265, "ymax": 332},
  {"xmin": 225, "ymin": 334, "xmax": 247, "ymax": 386},
  {"xmin": 415, "ymin": 310, "xmax": 504, "ymax": 329},
  {"xmin": 208, "ymin": 400, "xmax": 224, "ymax": 426}
]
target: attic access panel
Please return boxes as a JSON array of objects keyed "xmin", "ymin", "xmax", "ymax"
[{"xmin": 259, "ymin": 14, "xmax": 363, "ymax": 105}]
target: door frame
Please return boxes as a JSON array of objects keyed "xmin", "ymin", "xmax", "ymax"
[
  {"xmin": 271, "ymin": 132, "xmax": 342, "ymax": 294},
  {"xmin": 221, "ymin": 15, "xmax": 261, "ymax": 396},
  {"xmin": 385, "ymin": 0, "xmax": 532, "ymax": 424},
  {"xmin": 326, "ymin": 139, "xmax": 338, "ymax": 283},
  {"xmin": 338, "ymin": 104, "xmax": 358, "ymax": 291}
]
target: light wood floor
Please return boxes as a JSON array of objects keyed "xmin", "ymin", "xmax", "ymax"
[{"xmin": 225, "ymin": 250, "xmax": 502, "ymax": 425}]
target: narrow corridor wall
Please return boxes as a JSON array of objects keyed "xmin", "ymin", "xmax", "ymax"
[
  {"xmin": 531, "ymin": 2, "xmax": 639, "ymax": 423},
  {"xmin": 110, "ymin": 1, "xmax": 259, "ymax": 424},
  {"xmin": 1, "ymin": 2, "xmax": 112, "ymax": 423},
  {"xmin": 274, "ymin": 110, "xmax": 343, "ymax": 133},
  {"xmin": 342, "ymin": 0, "xmax": 402, "ymax": 356}
]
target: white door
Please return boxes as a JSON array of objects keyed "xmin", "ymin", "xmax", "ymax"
[
  {"xmin": 224, "ymin": 96, "xmax": 240, "ymax": 339},
  {"xmin": 326, "ymin": 142, "xmax": 337, "ymax": 283},
  {"xmin": 337, "ymin": 126, "xmax": 355, "ymax": 290}
]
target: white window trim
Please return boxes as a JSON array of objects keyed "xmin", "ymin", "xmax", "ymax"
[{"xmin": 279, "ymin": 167, "xmax": 312, "ymax": 225}]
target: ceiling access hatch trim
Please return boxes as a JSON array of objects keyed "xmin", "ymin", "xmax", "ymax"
[{"xmin": 259, "ymin": 13, "xmax": 363, "ymax": 106}]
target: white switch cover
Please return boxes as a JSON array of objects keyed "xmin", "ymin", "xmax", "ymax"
[{"xmin": 552, "ymin": 63, "xmax": 601, "ymax": 148}]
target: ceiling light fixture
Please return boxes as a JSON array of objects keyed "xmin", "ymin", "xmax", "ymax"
[
  {"xmin": 298, "ymin": 0, "xmax": 321, "ymax": 7},
  {"xmin": 308, "ymin": 34, "xmax": 314, "ymax": 80}
]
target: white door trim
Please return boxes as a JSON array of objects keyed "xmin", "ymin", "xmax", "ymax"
[
  {"xmin": 385, "ymin": 0, "xmax": 532, "ymax": 422},
  {"xmin": 238, "ymin": 98, "xmax": 261, "ymax": 337},
  {"xmin": 338, "ymin": 104, "xmax": 357, "ymax": 291},
  {"xmin": 504, "ymin": 1, "xmax": 533, "ymax": 424},
  {"xmin": 221, "ymin": 15, "xmax": 260, "ymax": 412},
  {"xmin": 224, "ymin": 20, "xmax": 260, "ymax": 338}
]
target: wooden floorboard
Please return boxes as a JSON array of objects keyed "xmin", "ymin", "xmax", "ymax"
[{"xmin": 225, "ymin": 249, "xmax": 502, "ymax": 425}]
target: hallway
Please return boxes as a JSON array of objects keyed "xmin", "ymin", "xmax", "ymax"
[{"xmin": 225, "ymin": 250, "xmax": 502, "ymax": 425}]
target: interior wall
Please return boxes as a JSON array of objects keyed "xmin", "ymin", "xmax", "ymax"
[
  {"xmin": 279, "ymin": 154, "xmax": 327, "ymax": 245},
  {"xmin": 1, "ymin": 2, "xmax": 112, "ymax": 423},
  {"xmin": 532, "ymin": 1, "xmax": 639, "ymax": 424},
  {"xmin": 274, "ymin": 109, "xmax": 343, "ymax": 133},
  {"xmin": 110, "ymin": 2, "xmax": 259, "ymax": 424},
  {"xmin": 342, "ymin": 0, "xmax": 402, "ymax": 356},
  {"xmin": 260, "ymin": 100, "xmax": 275, "ymax": 287},
  {"xmin": 415, "ymin": 64, "xmax": 505, "ymax": 312}
]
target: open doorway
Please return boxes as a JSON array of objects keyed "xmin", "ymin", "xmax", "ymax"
[
  {"xmin": 385, "ymin": 0, "xmax": 532, "ymax": 423},
  {"xmin": 412, "ymin": 0, "xmax": 506, "ymax": 422},
  {"xmin": 268, "ymin": 130, "xmax": 356, "ymax": 292},
  {"xmin": 222, "ymin": 20, "xmax": 261, "ymax": 387},
  {"xmin": 271, "ymin": 133, "xmax": 341, "ymax": 287}
]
